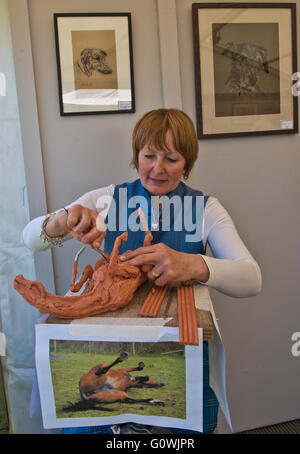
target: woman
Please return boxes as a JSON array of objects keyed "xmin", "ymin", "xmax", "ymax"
[{"xmin": 23, "ymin": 109, "xmax": 262, "ymax": 434}]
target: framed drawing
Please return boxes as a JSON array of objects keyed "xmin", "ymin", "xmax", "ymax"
[
  {"xmin": 54, "ymin": 13, "xmax": 135, "ymax": 116},
  {"xmin": 192, "ymin": 3, "xmax": 298, "ymax": 138}
]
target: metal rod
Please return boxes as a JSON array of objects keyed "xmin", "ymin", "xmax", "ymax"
[
  {"xmin": 93, "ymin": 247, "xmax": 109, "ymax": 263},
  {"xmin": 74, "ymin": 245, "xmax": 86, "ymax": 262},
  {"xmin": 74, "ymin": 244, "xmax": 109, "ymax": 264}
]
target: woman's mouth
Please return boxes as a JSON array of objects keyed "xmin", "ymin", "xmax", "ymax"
[{"xmin": 149, "ymin": 177, "xmax": 168, "ymax": 184}]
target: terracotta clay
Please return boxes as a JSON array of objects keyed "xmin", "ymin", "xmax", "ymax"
[
  {"xmin": 139, "ymin": 285, "xmax": 168, "ymax": 317},
  {"xmin": 14, "ymin": 229, "xmax": 153, "ymax": 319},
  {"xmin": 14, "ymin": 215, "xmax": 201, "ymax": 345},
  {"xmin": 177, "ymin": 285, "xmax": 199, "ymax": 346}
]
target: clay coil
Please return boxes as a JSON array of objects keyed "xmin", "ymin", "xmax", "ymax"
[
  {"xmin": 140, "ymin": 286, "xmax": 161, "ymax": 316},
  {"xmin": 140, "ymin": 286, "xmax": 167, "ymax": 317}
]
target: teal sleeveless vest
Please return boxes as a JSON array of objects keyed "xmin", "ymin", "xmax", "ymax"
[{"xmin": 104, "ymin": 178, "xmax": 208, "ymax": 255}]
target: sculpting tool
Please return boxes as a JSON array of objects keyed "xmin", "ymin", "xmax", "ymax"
[{"xmin": 94, "ymin": 247, "xmax": 110, "ymax": 263}]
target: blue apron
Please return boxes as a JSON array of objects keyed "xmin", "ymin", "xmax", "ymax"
[{"xmin": 63, "ymin": 179, "xmax": 218, "ymax": 434}]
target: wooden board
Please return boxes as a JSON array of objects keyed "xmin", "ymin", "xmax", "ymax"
[{"xmin": 46, "ymin": 281, "xmax": 213, "ymax": 341}]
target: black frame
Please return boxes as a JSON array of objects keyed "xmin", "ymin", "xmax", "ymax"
[
  {"xmin": 54, "ymin": 13, "xmax": 135, "ymax": 116},
  {"xmin": 192, "ymin": 3, "xmax": 298, "ymax": 139}
]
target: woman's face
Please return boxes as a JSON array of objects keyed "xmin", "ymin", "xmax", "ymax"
[{"xmin": 138, "ymin": 130, "xmax": 186, "ymax": 196}]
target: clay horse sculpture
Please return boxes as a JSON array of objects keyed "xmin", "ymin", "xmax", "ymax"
[
  {"xmin": 14, "ymin": 209, "xmax": 200, "ymax": 345},
  {"xmin": 14, "ymin": 229, "xmax": 152, "ymax": 319}
]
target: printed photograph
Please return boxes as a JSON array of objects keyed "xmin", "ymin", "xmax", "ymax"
[
  {"xmin": 49, "ymin": 340, "xmax": 186, "ymax": 420},
  {"xmin": 212, "ymin": 22, "xmax": 280, "ymax": 117}
]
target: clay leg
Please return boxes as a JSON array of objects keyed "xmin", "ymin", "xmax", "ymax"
[
  {"xmin": 109, "ymin": 232, "xmax": 128, "ymax": 264},
  {"xmin": 69, "ymin": 246, "xmax": 94, "ymax": 292},
  {"xmin": 108, "ymin": 232, "xmax": 140, "ymax": 279},
  {"xmin": 70, "ymin": 264, "xmax": 94, "ymax": 293},
  {"xmin": 137, "ymin": 208, "xmax": 153, "ymax": 247},
  {"xmin": 143, "ymin": 229, "xmax": 153, "ymax": 247}
]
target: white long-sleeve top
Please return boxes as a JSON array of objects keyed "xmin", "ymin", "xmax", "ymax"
[{"xmin": 22, "ymin": 184, "xmax": 262, "ymax": 298}]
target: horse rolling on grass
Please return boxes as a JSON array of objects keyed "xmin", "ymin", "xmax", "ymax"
[{"xmin": 63, "ymin": 352, "xmax": 165, "ymax": 412}]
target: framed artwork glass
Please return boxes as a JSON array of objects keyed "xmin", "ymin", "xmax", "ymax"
[
  {"xmin": 54, "ymin": 13, "xmax": 135, "ymax": 116},
  {"xmin": 192, "ymin": 3, "xmax": 298, "ymax": 138}
]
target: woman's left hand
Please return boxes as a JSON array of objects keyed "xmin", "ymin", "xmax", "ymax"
[{"xmin": 119, "ymin": 243, "xmax": 209, "ymax": 286}]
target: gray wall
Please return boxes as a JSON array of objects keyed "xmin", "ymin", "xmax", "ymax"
[
  {"xmin": 8, "ymin": 0, "xmax": 300, "ymax": 432},
  {"xmin": 176, "ymin": 0, "xmax": 300, "ymax": 432}
]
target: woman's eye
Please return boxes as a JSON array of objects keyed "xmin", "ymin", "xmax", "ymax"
[
  {"xmin": 167, "ymin": 158, "xmax": 177, "ymax": 163},
  {"xmin": 144, "ymin": 154, "xmax": 154, "ymax": 159}
]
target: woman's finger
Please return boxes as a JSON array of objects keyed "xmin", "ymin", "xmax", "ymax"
[
  {"xmin": 70, "ymin": 228, "xmax": 105, "ymax": 248},
  {"xmin": 71, "ymin": 213, "xmax": 92, "ymax": 234},
  {"xmin": 147, "ymin": 269, "xmax": 168, "ymax": 287},
  {"xmin": 92, "ymin": 235, "xmax": 106, "ymax": 249},
  {"xmin": 120, "ymin": 252, "xmax": 159, "ymax": 267},
  {"xmin": 81, "ymin": 226, "xmax": 101, "ymax": 243},
  {"xmin": 68, "ymin": 206, "xmax": 98, "ymax": 235},
  {"xmin": 64, "ymin": 204, "xmax": 87, "ymax": 230},
  {"xmin": 120, "ymin": 245, "xmax": 157, "ymax": 261},
  {"xmin": 147, "ymin": 265, "xmax": 164, "ymax": 280}
]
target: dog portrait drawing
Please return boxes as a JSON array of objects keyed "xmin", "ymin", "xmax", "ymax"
[
  {"xmin": 72, "ymin": 30, "xmax": 118, "ymax": 90},
  {"xmin": 77, "ymin": 48, "xmax": 113, "ymax": 77}
]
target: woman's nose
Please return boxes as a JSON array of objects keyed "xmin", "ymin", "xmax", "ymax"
[{"xmin": 153, "ymin": 158, "xmax": 164, "ymax": 174}]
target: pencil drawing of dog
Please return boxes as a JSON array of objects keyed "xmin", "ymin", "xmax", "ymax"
[{"xmin": 77, "ymin": 48, "xmax": 113, "ymax": 77}]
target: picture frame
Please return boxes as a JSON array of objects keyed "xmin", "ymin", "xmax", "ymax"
[
  {"xmin": 192, "ymin": 3, "xmax": 298, "ymax": 139},
  {"xmin": 54, "ymin": 13, "xmax": 135, "ymax": 116}
]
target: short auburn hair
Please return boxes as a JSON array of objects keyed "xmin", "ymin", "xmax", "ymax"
[{"xmin": 131, "ymin": 108, "xmax": 199, "ymax": 179}]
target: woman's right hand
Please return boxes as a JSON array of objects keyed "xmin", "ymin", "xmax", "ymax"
[{"xmin": 45, "ymin": 204, "xmax": 106, "ymax": 249}]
